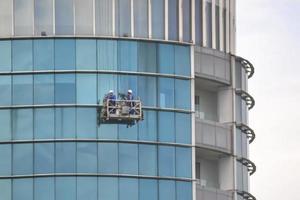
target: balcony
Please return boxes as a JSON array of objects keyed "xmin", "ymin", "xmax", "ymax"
[{"xmin": 196, "ymin": 184, "xmax": 233, "ymax": 200}]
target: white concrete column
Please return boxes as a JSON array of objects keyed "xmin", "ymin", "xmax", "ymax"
[
  {"xmin": 131, "ymin": 0, "xmax": 134, "ymax": 37},
  {"xmin": 212, "ymin": 0, "xmax": 216, "ymax": 49},
  {"xmin": 191, "ymin": 0, "xmax": 195, "ymax": 43},
  {"xmin": 165, "ymin": 0, "xmax": 168, "ymax": 40},
  {"xmin": 179, "ymin": 0, "xmax": 183, "ymax": 41},
  {"xmin": 148, "ymin": 0, "xmax": 152, "ymax": 38}
]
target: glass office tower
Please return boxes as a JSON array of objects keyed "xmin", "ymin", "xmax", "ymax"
[{"xmin": 0, "ymin": 0, "xmax": 255, "ymax": 200}]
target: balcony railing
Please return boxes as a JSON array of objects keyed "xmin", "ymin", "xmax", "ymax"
[
  {"xmin": 236, "ymin": 89, "xmax": 255, "ymax": 110},
  {"xmin": 237, "ymin": 190, "xmax": 256, "ymax": 200},
  {"xmin": 236, "ymin": 123, "xmax": 256, "ymax": 144},
  {"xmin": 237, "ymin": 157, "xmax": 256, "ymax": 176},
  {"xmin": 196, "ymin": 184, "xmax": 233, "ymax": 200},
  {"xmin": 236, "ymin": 56, "xmax": 255, "ymax": 79}
]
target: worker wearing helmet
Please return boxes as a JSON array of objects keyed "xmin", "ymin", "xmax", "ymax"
[
  {"xmin": 126, "ymin": 89, "xmax": 135, "ymax": 114},
  {"xmin": 105, "ymin": 90, "xmax": 116, "ymax": 113}
]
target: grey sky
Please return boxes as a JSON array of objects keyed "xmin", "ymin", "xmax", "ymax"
[{"xmin": 237, "ymin": 0, "xmax": 300, "ymax": 199}]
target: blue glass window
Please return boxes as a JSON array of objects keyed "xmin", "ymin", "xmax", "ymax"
[
  {"xmin": 175, "ymin": 45, "xmax": 191, "ymax": 76},
  {"xmin": 117, "ymin": 0, "xmax": 131, "ymax": 37},
  {"xmin": 13, "ymin": 144, "xmax": 33, "ymax": 175},
  {"xmin": 0, "ymin": 41, "xmax": 11, "ymax": 71},
  {"xmin": 176, "ymin": 113, "xmax": 191, "ymax": 144},
  {"xmin": 118, "ymin": 41, "xmax": 138, "ymax": 71},
  {"xmin": 98, "ymin": 143, "xmax": 118, "ymax": 173},
  {"xmin": 97, "ymin": 40, "xmax": 118, "ymax": 70},
  {"xmin": 54, "ymin": 39, "xmax": 75, "ymax": 70},
  {"xmin": 13, "ymin": 75, "xmax": 33, "ymax": 105},
  {"xmin": 98, "ymin": 74, "xmax": 118, "ymax": 105},
  {"xmin": 138, "ymin": 111, "xmax": 157, "ymax": 141},
  {"xmin": 175, "ymin": 79, "xmax": 191, "ymax": 109},
  {"xmin": 76, "ymin": 74, "xmax": 97, "ymax": 104},
  {"xmin": 55, "ymin": 74, "xmax": 76, "ymax": 104},
  {"xmin": 139, "ymin": 179, "xmax": 158, "ymax": 200},
  {"xmin": 34, "ymin": 143, "xmax": 54, "ymax": 174},
  {"xmin": 158, "ymin": 78, "xmax": 174, "ymax": 108},
  {"xmin": 158, "ymin": 111, "xmax": 175, "ymax": 142},
  {"xmin": 77, "ymin": 108, "xmax": 97, "ymax": 138},
  {"xmin": 159, "ymin": 180, "xmax": 175, "ymax": 200},
  {"xmin": 168, "ymin": 0, "xmax": 178, "ymax": 40},
  {"xmin": 34, "ymin": 178, "xmax": 55, "ymax": 200},
  {"xmin": 158, "ymin": 44, "xmax": 174, "ymax": 74},
  {"xmin": 139, "ymin": 144, "xmax": 157, "ymax": 176},
  {"xmin": 176, "ymin": 147, "xmax": 192, "ymax": 178},
  {"xmin": 55, "ymin": 0, "xmax": 74, "ymax": 35},
  {"xmin": 33, "ymin": 39, "xmax": 54, "ymax": 70},
  {"xmin": 0, "ymin": 75, "xmax": 11, "ymax": 106},
  {"xmin": 98, "ymin": 177, "xmax": 118, "ymax": 200},
  {"xmin": 138, "ymin": 76, "xmax": 156, "ymax": 107},
  {"xmin": 34, "ymin": 74, "xmax": 54, "ymax": 104},
  {"xmin": 55, "ymin": 108, "xmax": 76, "ymax": 138},
  {"xmin": 12, "ymin": 109, "xmax": 33, "ymax": 140},
  {"xmin": 77, "ymin": 143, "xmax": 97, "ymax": 173},
  {"xmin": 0, "ymin": 110, "xmax": 11, "ymax": 141},
  {"xmin": 76, "ymin": 40, "xmax": 97, "ymax": 70},
  {"xmin": 0, "ymin": 180, "xmax": 11, "ymax": 200},
  {"xmin": 118, "ymin": 124, "xmax": 138, "ymax": 140},
  {"xmin": 158, "ymin": 146, "xmax": 175, "ymax": 177},
  {"xmin": 13, "ymin": 179, "xmax": 33, "ymax": 200},
  {"xmin": 119, "ymin": 178, "xmax": 138, "ymax": 200},
  {"xmin": 0, "ymin": 144, "xmax": 11, "ymax": 175},
  {"xmin": 12, "ymin": 40, "xmax": 33, "ymax": 71},
  {"xmin": 152, "ymin": 0, "xmax": 164, "ymax": 39},
  {"xmin": 98, "ymin": 124, "xmax": 118, "ymax": 139},
  {"xmin": 118, "ymin": 75, "xmax": 137, "ymax": 99},
  {"xmin": 176, "ymin": 181, "xmax": 192, "ymax": 200},
  {"xmin": 34, "ymin": 108, "xmax": 55, "ymax": 139},
  {"xmin": 56, "ymin": 177, "xmax": 76, "ymax": 200},
  {"xmin": 119, "ymin": 144, "xmax": 138, "ymax": 174},
  {"xmin": 138, "ymin": 42, "xmax": 157, "ymax": 72},
  {"xmin": 77, "ymin": 177, "xmax": 97, "ymax": 200},
  {"xmin": 55, "ymin": 142, "xmax": 76, "ymax": 173}
]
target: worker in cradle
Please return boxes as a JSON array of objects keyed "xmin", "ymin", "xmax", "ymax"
[
  {"xmin": 126, "ymin": 89, "xmax": 135, "ymax": 115},
  {"xmin": 105, "ymin": 90, "xmax": 116, "ymax": 113}
]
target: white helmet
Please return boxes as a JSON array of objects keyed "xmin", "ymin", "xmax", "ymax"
[
  {"xmin": 109, "ymin": 90, "xmax": 114, "ymax": 94},
  {"xmin": 128, "ymin": 89, "xmax": 132, "ymax": 94}
]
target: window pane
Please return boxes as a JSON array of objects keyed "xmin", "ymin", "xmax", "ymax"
[
  {"xmin": 98, "ymin": 143, "xmax": 118, "ymax": 173},
  {"xmin": 216, "ymin": 4, "xmax": 220, "ymax": 50},
  {"xmin": 152, "ymin": 0, "xmax": 164, "ymax": 39},
  {"xmin": 175, "ymin": 79, "xmax": 191, "ymax": 109},
  {"xmin": 13, "ymin": 144, "xmax": 33, "ymax": 175},
  {"xmin": 117, "ymin": 0, "xmax": 131, "ymax": 37},
  {"xmin": 12, "ymin": 109, "xmax": 33, "ymax": 140},
  {"xmin": 138, "ymin": 76, "xmax": 157, "ymax": 107},
  {"xmin": 118, "ymin": 41, "xmax": 137, "ymax": 71},
  {"xmin": 75, "ymin": 0, "xmax": 93, "ymax": 35},
  {"xmin": 34, "ymin": 178, "xmax": 54, "ymax": 200},
  {"xmin": 139, "ymin": 144, "xmax": 157, "ymax": 176},
  {"xmin": 223, "ymin": 7, "xmax": 226, "ymax": 51},
  {"xmin": 158, "ymin": 44, "xmax": 174, "ymax": 74},
  {"xmin": 0, "ymin": 41, "xmax": 11, "ymax": 71},
  {"xmin": 159, "ymin": 180, "xmax": 175, "ymax": 200},
  {"xmin": 168, "ymin": 0, "xmax": 178, "ymax": 40},
  {"xmin": 0, "ymin": 144, "xmax": 11, "ymax": 175},
  {"xmin": 12, "ymin": 40, "xmax": 33, "ymax": 71},
  {"xmin": 55, "ymin": 0, "xmax": 74, "ymax": 35},
  {"xmin": 175, "ymin": 45, "xmax": 191, "ymax": 76},
  {"xmin": 77, "ymin": 108, "xmax": 97, "ymax": 138},
  {"xmin": 205, "ymin": 0, "xmax": 212, "ymax": 48},
  {"xmin": 76, "ymin": 74, "xmax": 97, "ymax": 104},
  {"xmin": 158, "ymin": 146, "xmax": 175, "ymax": 177},
  {"xmin": 138, "ymin": 110, "xmax": 157, "ymax": 141},
  {"xmin": 195, "ymin": 0, "xmax": 203, "ymax": 45},
  {"xmin": 119, "ymin": 178, "xmax": 138, "ymax": 200},
  {"xmin": 175, "ymin": 113, "xmax": 191, "ymax": 144},
  {"xmin": 77, "ymin": 177, "xmax": 97, "ymax": 200},
  {"xmin": 97, "ymin": 40, "xmax": 118, "ymax": 70},
  {"xmin": 0, "ymin": 110, "xmax": 11, "ymax": 140},
  {"xmin": 55, "ymin": 142, "xmax": 76, "ymax": 173},
  {"xmin": 118, "ymin": 75, "xmax": 137, "ymax": 98},
  {"xmin": 14, "ymin": 0, "xmax": 33, "ymax": 35},
  {"xmin": 134, "ymin": 0, "xmax": 148, "ymax": 38},
  {"xmin": 158, "ymin": 111, "xmax": 175, "ymax": 142},
  {"xmin": 0, "ymin": 179, "xmax": 11, "ymax": 200},
  {"xmin": 96, "ymin": 0, "xmax": 113, "ymax": 35},
  {"xmin": 77, "ymin": 143, "xmax": 97, "ymax": 173},
  {"xmin": 98, "ymin": 177, "xmax": 118, "ymax": 200},
  {"xmin": 55, "ymin": 39, "xmax": 75, "ymax": 70},
  {"xmin": 182, "ymin": 0, "xmax": 191, "ymax": 42},
  {"xmin": 34, "ymin": 143, "xmax": 54, "ymax": 173},
  {"xmin": 13, "ymin": 179, "xmax": 33, "ymax": 200},
  {"xmin": 33, "ymin": 39, "xmax": 54, "ymax": 70},
  {"xmin": 76, "ymin": 40, "xmax": 97, "ymax": 70},
  {"xmin": 98, "ymin": 124, "xmax": 118, "ymax": 139},
  {"xmin": 34, "ymin": 0, "xmax": 53, "ymax": 35},
  {"xmin": 118, "ymin": 124, "xmax": 137, "ymax": 140},
  {"xmin": 34, "ymin": 74, "xmax": 54, "ymax": 104},
  {"xmin": 13, "ymin": 75, "xmax": 33, "ymax": 105},
  {"xmin": 34, "ymin": 108, "xmax": 55, "ymax": 139},
  {"xmin": 0, "ymin": 0, "xmax": 12, "ymax": 36},
  {"xmin": 119, "ymin": 144, "xmax": 138, "ymax": 174},
  {"xmin": 0, "ymin": 75, "xmax": 11, "ymax": 106},
  {"xmin": 139, "ymin": 179, "xmax": 157, "ymax": 200},
  {"xmin": 158, "ymin": 78, "xmax": 174, "ymax": 108},
  {"xmin": 55, "ymin": 108, "xmax": 76, "ymax": 138},
  {"xmin": 98, "ymin": 74, "xmax": 118, "ymax": 105},
  {"xmin": 176, "ymin": 181, "xmax": 192, "ymax": 200},
  {"xmin": 176, "ymin": 147, "xmax": 192, "ymax": 178},
  {"xmin": 56, "ymin": 177, "xmax": 76, "ymax": 200},
  {"xmin": 55, "ymin": 74, "xmax": 76, "ymax": 104},
  {"xmin": 138, "ymin": 42, "xmax": 157, "ymax": 73}
]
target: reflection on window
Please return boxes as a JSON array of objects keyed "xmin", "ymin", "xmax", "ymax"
[
  {"xmin": 175, "ymin": 45, "xmax": 191, "ymax": 76},
  {"xmin": 159, "ymin": 146, "xmax": 175, "ymax": 176},
  {"xmin": 119, "ymin": 178, "xmax": 138, "ymax": 200},
  {"xmin": 55, "ymin": 108, "xmax": 76, "ymax": 138},
  {"xmin": 14, "ymin": 0, "xmax": 33, "ymax": 35},
  {"xmin": 0, "ymin": 76, "xmax": 11, "ymax": 106},
  {"xmin": 175, "ymin": 113, "xmax": 191, "ymax": 144},
  {"xmin": 98, "ymin": 177, "xmax": 118, "ymax": 200},
  {"xmin": 139, "ymin": 144, "xmax": 157, "ymax": 176},
  {"xmin": 0, "ymin": 144, "xmax": 11, "ymax": 175},
  {"xmin": 97, "ymin": 40, "xmax": 118, "ymax": 70},
  {"xmin": 175, "ymin": 79, "xmax": 191, "ymax": 109},
  {"xmin": 34, "ymin": 40, "xmax": 54, "ymax": 70},
  {"xmin": 98, "ymin": 143, "xmax": 118, "ymax": 173},
  {"xmin": 96, "ymin": 0, "xmax": 113, "ymax": 36},
  {"xmin": 0, "ymin": 110, "xmax": 11, "ymax": 141},
  {"xmin": 76, "ymin": 40, "xmax": 97, "ymax": 70},
  {"xmin": 34, "ymin": 0, "xmax": 53, "ymax": 36},
  {"xmin": 34, "ymin": 143, "xmax": 55, "ymax": 173},
  {"xmin": 0, "ymin": 41, "xmax": 11, "ymax": 71},
  {"xmin": 12, "ymin": 40, "xmax": 33, "ymax": 71},
  {"xmin": 139, "ymin": 179, "xmax": 158, "ymax": 200},
  {"xmin": 34, "ymin": 178, "xmax": 55, "ymax": 200},
  {"xmin": 55, "ymin": 74, "xmax": 76, "ymax": 104},
  {"xmin": 158, "ymin": 77, "xmax": 174, "ymax": 108},
  {"xmin": 0, "ymin": 0, "xmax": 12, "ymax": 36},
  {"xmin": 13, "ymin": 144, "xmax": 33, "ymax": 175},
  {"xmin": 76, "ymin": 74, "xmax": 97, "ymax": 104},
  {"xmin": 176, "ymin": 182, "xmax": 192, "ymax": 200},
  {"xmin": 168, "ymin": 0, "xmax": 178, "ymax": 40},
  {"xmin": 34, "ymin": 108, "xmax": 55, "ymax": 139},
  {"xmin": 54, "ymin": 39, "xmax": 75, "ymax": 70},
  {"xmin": 138, "ymin": 76, "xmax": 156, "ymax": 107},
  {"xmin": 158, "ymin": 111, "xmax": 175, "ymax": 142},
  {"xmin": 77, "ymin": 143, "xmax": 97, "ymax": 173},
  {"xmin": 56, "ymin": 177, "xmax": 76, "ymax": 200},
  {"xmin": 195, "ymin": 0, "xmax": 203, "ymax": 45},
  {"xmin": 138, "ymin": 111, "xmax": 157, "ymax": 141},
  {"xmin": 75, "ymin": 0, "xmax": 93, "ymax": 35},
  {"xmin": 119, "ymin": 144, "xmax": 138, "ymax": 175},
  {"xmin": 76, "ymin": 108, "xmax": 97, "ymax": 138},
  {"xmin": 34, "ymin": 74, "xmax": 54, "ymax": 104},
  {"xmin": 176, "ymin": 147, "xmax": 192, "ymax": 178},
  {"xmin": 0, "ymin": 180, "xmax": 11, "ymax": 200},
  {"xmin": 55, "ymin": 142, "xmax": 76, "ymax": 173},
  {"xmin": 77, "ymin": 177, "xmax": 98, "ymax": 200},
  {"xmin": 118, "ymin": 41, "xmax": 138, "ymax": 71},
  {"xmin": 182, "ymin": 0, "xmax": 191, "ymax": 42},
  {"xmin": 159, "ymin": 180, "xmax": 175, "ymax": 200},
  {"xmin": 138, "ymin": 42, "xmax": 157, "ymax": 73},
  {"xmin": 55, "ymin": 0, "xmax": 74, "ymax": 35},
  {"xmin": 152, "ymin": 0, "xmax": 164, "ymax": 39},
  {"xmin": 158, "ymin": 44, "xmax": 174, "ymax": 74},
  {"xmin": 13, "ymin": 179, "xmax": 33, "ymax": 200},
  {"xmin": 134, "ymin": 0, "xmax": 148, "ymax": 38},
  {"xmin": 12, "ymin": 109, "xmax": 33, "ymax": 140}
]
